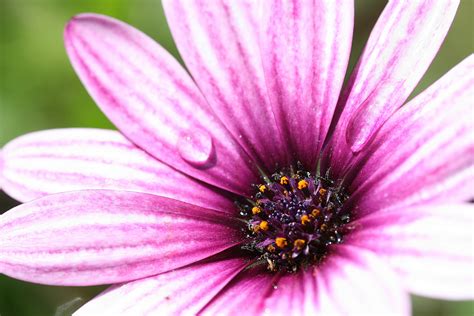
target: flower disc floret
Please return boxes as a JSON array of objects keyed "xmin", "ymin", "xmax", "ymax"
[{"xmin": 238, "ymin": 165, "xmax": 351, "ymax": 272}]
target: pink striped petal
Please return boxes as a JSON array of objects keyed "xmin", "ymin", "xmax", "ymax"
[
  {"xmin": 349, "ymin": 55, "xmax": 474, "ymax": 215},
  {"xmin": 261, "ymin": 270, "xmax": 318, "ymax": 315},
  {"xmin": 163, "ymin": 0, "xmax": 287, "ymax": 171},
  {"xmin": 348, "ymin": 204, "xmax": 474, "ymax": 300},
  {"xmin": 0, "ymin": 190, "xmax": 242, "ymax": 286},
  {"xmin": 201, "ymin": 266, "xmax": 277, "ymax": 316},
  {"xmin": 260, "ymin": 0, "xmax": 353, "ymax": 168},
  {"xmin": 64, "ymin": 13, "xmax": 258, "ymax": 196},
  {"xmin": 326, "ymin": 0, "xmax": 459, "ymax": 175},
  {"xmin": 313, "ymin": 245, "xmax": 410, "ymax": 316},
  {"xmin": 75, "ymin": 255, "xmax": 249, "ymax": 315},
  {"xmin": 1, "ymin": 128, "xmax": 233, "ymax": 212}
]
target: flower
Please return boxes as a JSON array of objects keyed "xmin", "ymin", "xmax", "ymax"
[{"xmin": 1, "ymin": 1, "xmax": 473, "ymax": 315}]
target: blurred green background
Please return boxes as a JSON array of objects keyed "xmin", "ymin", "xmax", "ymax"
[{"xmin": 0, "ymin": 0, "xmax": 472, "ymax": 315}]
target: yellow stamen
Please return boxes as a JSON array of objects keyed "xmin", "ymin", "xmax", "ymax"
[
  {"xmin": 301, "ymin": 214, "xmax": 311, "ymax": 225},
  {"xmin": 258, "ymin": 185, "xmax": 267, "ymax": 193},
  {"xmin": 319, "ymin": 188, "xmax": 327, "ymax": 196},
  {"xmin": 251, "ymin": 206, "xmax": 261, "ymax": 215},
  {"xmin": 294, "ymin": 239, "xmax": 306, "ymax": 250},
  {"xmin": 311, "ymin": 209, "xmax": 320, "ymax": 217},
  {"xmin": 297, "ymin": 180, "xmax": 308, "ymax": 190},
  {"xmin": 280, "ymin": 176, "xmax": 289, "ymax": 185},
  {"xmin": 267, "ymin": 244, "xmax": 276, "ymax": 253},
  {"xmin": 275, "ymin": 237, "xmax": 288, "ymax": 248},
  {"xmin": 259, "ymin": 221, "xmax": 269, "ymax": 231}
]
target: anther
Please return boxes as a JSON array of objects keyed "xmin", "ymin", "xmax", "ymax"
[
  {"xmin": 301, "ymin": 214, "xmax": 311, "ymax": 225},
  {"xmin": 275, "ymin": 237, "xmax": 288, "ymax": 248},
  {"xmin": 297, "ymin": 180, "xmax": 308, "ymax": 190},
  {"xmin": 294, "ymin": 239, "xmax": 306, "ymax": 250},
  {"xmin": 280, "ymin": 176, "xmax": 289, "ymax": 185},
  {"xmin": 251, "ymin": 206, "xmax": 261, "ymax": 215},
  {"xmin": 259, "ymin": 221, "xmax": 269, "ymax": 231}
]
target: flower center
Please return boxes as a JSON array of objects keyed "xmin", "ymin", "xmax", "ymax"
[{"xmin": 237, "ymin": 165, "xmax": 351, "ymax": 272}]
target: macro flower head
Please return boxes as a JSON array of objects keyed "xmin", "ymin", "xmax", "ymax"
[{"xmin": 0, "ymin": 0, "xmax": 473, "ymax": 315}]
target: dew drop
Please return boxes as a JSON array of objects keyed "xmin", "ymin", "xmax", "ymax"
[{"xmin": 177, "ymin": 128, "xmax": 214, "ymax": 167}]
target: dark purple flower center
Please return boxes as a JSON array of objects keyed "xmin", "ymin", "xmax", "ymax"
[{"xmin": 237, "ymin": 165, "xmax": 351, "ymax": 272}]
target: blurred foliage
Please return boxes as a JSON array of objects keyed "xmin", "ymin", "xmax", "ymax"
[{"xmin": 0, "ymin": 0, "xmax": 473, "ymax": 315}]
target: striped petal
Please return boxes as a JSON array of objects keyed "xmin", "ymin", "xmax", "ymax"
[
  {"xmin": 163, "ymin": 0, "xmax": 287, "ymax": 171},
  {"xmin": 326, "ymin": 0, "xmax": 459, "ymax": 175},
  {"xmin": 348, "ymin": 204, "xmax": 474, "ymax": 300},
  {"xmin": 0, "ymin": 190, "xmax": 242, "ymax": 286},
  {"xmin": 64, "ymin": 13, "xmax": 258, "ymax": 196},
  {"xmin": 201, "ymin": 266, "xmax": 276, "ymax": 316},
  {"xmin": 260, "ymin": 0, "xmax": 353, "ymax": 168},
  {"xmin": 348, "ymin": 55, "xmax": 474, "ymax": 215},
  {"xmin": 313, "ymin": 245, "xmax": 410, "ymax": 316},
  {"xmin": 75, "ymin": 255, "xmax": 249, "ymax": 315},
  {"xmin": 0, "ymin": 128, "xmax": 233, "ymax": 212}
]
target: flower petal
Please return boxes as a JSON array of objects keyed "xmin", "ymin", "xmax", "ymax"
[
  {"xmin": 162, "ymin": 0, "xmax": 287, "ymax": 171},
  {"xmin": 250, "ymin": 245, "xmax": 409, "ymax": 316},
  {"xmin": 348, "ymin": 204, "xmax": 474, "ymax": 300},
  {"xmin": 200, "ymin": 265, "xmax": 277, "ymax": 316},
  {"xmin": 349, "ymin": 55, "xmax": 474, "ymax": 215},
  {"xmin": 326, "ymin": 0, "xmax": 460, "ymax": 174},
  {"xmin": 64, "ymin": 13, "xmax": 258, "ymax": 196},
  {"xmin": 260, "ymin": 0, "xmax": 353, "ymax": 167},
  {"xmin": 1, "ymin": 128, "xmax": 233, "ymax": 212},
  {"xmin": 0, "ymin": 190, "xmax": 242, "ymax": 286},
  {"xmin": 75, "ymin": 254, "xmax": 249, "ymax": 315}
]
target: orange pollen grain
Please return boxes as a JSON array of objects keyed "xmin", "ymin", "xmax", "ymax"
[
  {"xmin": 251, "ymin": 206, "xmax": 261, "ymax": 215},
  {"xmin": 267, "ymin": 244, "xmax": 276, "ymax": 253},
  {"xmin": 280, "ymin": 176, "xmax": 289, "ymax": 185},
  {"xmin": 319, "ymin": 188, "xmax": 327, "ymax": 196},
  {"xmin": 320, "ymin": 223, "xmax": 328, "ymax": 231},
  {"xmin": 259, "ymin": 221, "xmax": 269, "ymax": 231},
  {"xmin": 301, "ymin": 215, "xmax": 311, "ymax": 225},
  {"xmin": 275, "ymin": 237, "xmax": 288, "ymax": 248},
  {"xmin": 297, "ymin": 180, "xmax": 309, "ymax": 190},
  {"xmin": 294, "ymin": 239, "xmax": 306, "ymax": 250},
  {"xmin": 311, "ymin": 209, "xmax": 320, "ymax": 217}
]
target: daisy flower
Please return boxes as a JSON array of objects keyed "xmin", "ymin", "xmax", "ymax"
[{"xmin": 1, "ymin": 1, "xmax": 473, "ymax": 315}]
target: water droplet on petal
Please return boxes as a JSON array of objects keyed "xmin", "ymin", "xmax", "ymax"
[{"xmin": 177, "ymin": 128, "xmax": 214, "ymax": 167}]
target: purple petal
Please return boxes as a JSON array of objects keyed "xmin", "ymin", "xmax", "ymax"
[
  {"xmin": 0, "ymin": 190, "xmax": 242, "ymax": 286},
  {"xmin": 261, "ymin": 270, "xmax": 318, "ymax": 315},
  {"xmin": 325, "ymin": 0, "xmax": 460, "ymax": 175},
  {"xmin": 200, "ymin": 266, "xmax": 276, "ymax": 316},
  {"xmin": 349, "ymin": 55, "xmax": 474, "ymax": 215},
  {"xmin": 162, "ymin": 1, "xmax": 288, "ymax": 171},
  {"xmin": 75, "ymin": 255, "xmax": 249, "ymax": 315},
  {"xmin": 314, "ymin": 245, "xmax": 410, "ymax": 315},
  {"xmin": 1, "ymin": 128, "xmax": 233, "ymax": 212},
  {"xmin": 348, "ymin": 204, "xmax": 474, "ymax": 300},
  {"xmin": 260, "ymin": 0, "xmax": 353, "ymax": 168},
  {"xmin": 64, "ymin": 13, "xmax": 258, "ymax": 196}
]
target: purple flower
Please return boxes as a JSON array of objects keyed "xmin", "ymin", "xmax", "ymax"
[{"xmin": 1, "ymin": 1, "xmax": 473, "ymax": 315}]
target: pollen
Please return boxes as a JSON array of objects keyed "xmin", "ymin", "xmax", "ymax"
[
  {"xmin": 259, "ymin": 221, "xmax": 269, "ymax": 231},
  {"xmin": 275, "ymin": 237, "xmax": 288, "ymax": 248},
  {"xmin": 251, "ymin": 206, "xmax": 261, "ymax": 215},
  {"xmin": 280, "ymin": 176, "xmax": 289, "ymax": 185},
  {"xmin": 238, "ymin": 165, "xmax": 350, "ymax": 272},
  {"xmin": 294, "ymin": 239, "xmax": 306, "ymax": 250},
  {"xmin": 297, "ymin": 180, "xmax": 308, "ymax": 190},
  {"xmin": 301, "ymin": 214, "xmax": 311, "ymax": 225}
]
